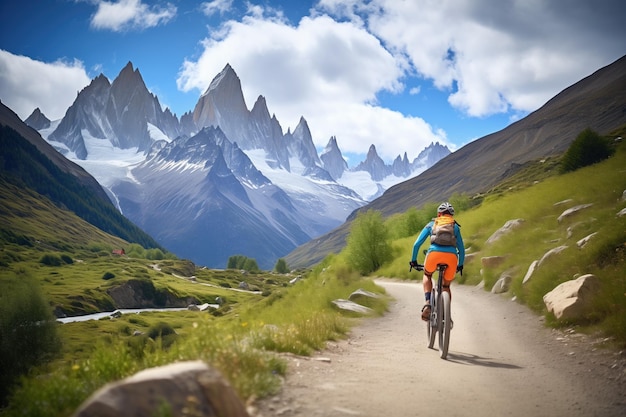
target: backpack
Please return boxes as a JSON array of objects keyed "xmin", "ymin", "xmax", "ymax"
[{"xmin": 430, "ymin": 216, "xmax": 458, "ymax": 246}]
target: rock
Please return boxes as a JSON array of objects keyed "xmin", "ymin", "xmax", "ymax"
[
  {"xmin": 348, "ymin": 288, "xmax": 381, "ymax": 303},
  {"xmin": 576, "ymin": 232, "xmax": 597, "ymax": 249},
  {"xmin": 331, "ymin": 299, "xmax": 373, "ymax": 315},
  {"xmin": 554, "ymin": 199, "xmax": 574, "ymax": 206},
  {"xmin": 72, "ymin": 360, "xmax": 249, "ymax": 417},
  {"xmin": 188, "ymin": 304, "xmax": 200, "ymax": 311},
  {"xmin": 486, "ymin": 219, "xmax": 525, "ymax": 244},
  {"xmin": 464, "ymin": 253, "xmax": 477, "ymax": 264},
  {"xmin": 543, "ymin": 274, "xmax": 601, "ymax": 320},
  {"xmin": 621, "ymin": 190, "xmax": 626, "ymax": 201},
  {"xmin": 538, "ymin": 245, "xmax": 568, "ymax": 267},
  {"xmin": 491, "ymin": 273, "xmax": 513, "ymax": 294},
  {"xmin": 110, "ymin": 310, "xmax": 122, "ymax": 319},
  {"xmin": 557, "ymin": 203, "xmax": 593, "ymax": 223},
  {"xmin": 617, "ymin": 207, "xmax": 626, "ymax": 217},
  {"xmin": 481, "ymin": 256, "xmax": 506, "ymax": 268},
  {"xmin": 522, "ymin": 260, "xmax": 539, "ymax": 284},
  {"xmin": 238, "ymin": 281, "xmax": 250, "ymax": 290}
]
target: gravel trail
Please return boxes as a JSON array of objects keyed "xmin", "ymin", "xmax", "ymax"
[{"xmin": 252, "ymin": 279, "xmax": 626, "ymax": 417}]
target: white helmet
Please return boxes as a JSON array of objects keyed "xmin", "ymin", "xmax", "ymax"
[{"xmin": 437, "ymin": 202, "xmax": 455, "ymax": 215}]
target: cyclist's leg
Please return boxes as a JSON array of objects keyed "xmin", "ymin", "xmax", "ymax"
[
  {"xmin": 421, "ymin": 252, "xmax": 435, "ymax": 320},
  {"xmin": 423, "ymin": 252, "xmax": 436, "ymax": 300}
]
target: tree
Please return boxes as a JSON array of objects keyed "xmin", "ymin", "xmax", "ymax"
[
  {"xmin": 345, "ymin": 210, "xmax": 392, "ymax": 275},
  {"xmin": 560, "ymin": 128, "xmax": 615, "ymax": 173},
  {"xmin": 227, "ymin": 255, "xmax": 260, "ymax": 272},
  {"xmin": 274, "ymin": 258, "xmax": 289, "ymax": 273},
  {"xmin": 0, "ymin": 274, "xmax": 60, "ymax": 405}
]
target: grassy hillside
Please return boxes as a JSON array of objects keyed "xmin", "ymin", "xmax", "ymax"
[
  {"xmin": 377, "ymin": 132, "xmax": 626, "ymax": 343},
  {"xmin": 0, "ymin": 125, "xmax": 162, "ymax": 249},
  {"xmin": 0, "ymin": 169, "xmax": 386, "ymax": 416},
  {"xmin": 1, "ymin": 126, "xmax": 623, "ymax": 416}
]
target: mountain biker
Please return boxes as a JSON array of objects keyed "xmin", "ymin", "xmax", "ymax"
[{"xmin": 409, "ymin": 202, "xmax": 465, "ymax": 321}]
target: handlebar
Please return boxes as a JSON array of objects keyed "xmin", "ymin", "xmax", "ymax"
[{"xmin": 409, "ymin": 262, "xmax": 424, "ymax": 272}]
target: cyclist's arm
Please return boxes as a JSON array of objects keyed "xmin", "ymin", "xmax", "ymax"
[
  {"xmin": 455, "ymin": 225, "xmax": 465, "ymax": 266},
  {"xmin": 411, "ymin": 223, "xmax": 433, "ymax": 262}
]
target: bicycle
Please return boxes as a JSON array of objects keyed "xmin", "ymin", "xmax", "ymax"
[{"xmin": 410, "ymin": 261, "xmax": 452, "ymax": 359}]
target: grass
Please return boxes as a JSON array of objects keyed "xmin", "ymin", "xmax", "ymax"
[
  {"xmin": 381, "ymin": 136, "xmax": 626, "ymax": 346},
  {"xmin": 2, "ymin": 130, "xmax": 623, "ymax": 416},
  {"xmin": 1, "ymin": 241, "xmax": 387, "ymax": 416}
]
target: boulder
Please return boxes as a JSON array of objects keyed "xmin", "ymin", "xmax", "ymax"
[
  {"xmin": 481, "ymin": 256, "xmax": 506, "ymax": 268},
  {"xmin": 576, "ymin": 232, "xmax": 597, "ymax": 249},
  {"xmin": 348, "ymin": 288, "xmax": 381, "ymax": 303},
  {"xmin": 522, "ymin": 260, "xmax": 539, "ymax": 284},
  {"xmin": 554, "ymin": 199, "xmax": 574, "ymax": 206},
  {"xmin": 72, "ymin": 360, "xmax": 249, "ymax": 417},
  {"xmin": 491, "ymin": 273, "xmax": 513, "ymax": 294},
  {"xmin": 464, "ymin": 253, "xmax": 477, "ymax": 264},
  {"xmin": 557, "ymin": 203, "xmax": 593, "ymax": 223},
  {"xmin": 486, "ymin": 219, "xmax": 525, "ymax": 244},
  {"xmin": 543, "ymin": 274, "xmax": 601, "ymax": 320},
  {"xmin": 618, "ymin": 207, "xmax": 626, "ymax": 217},
  {"xmin": 538, "ymin": 245, "xmax": 568, "ymax": 267},
  {"xmin": 331, "ymin": 299, "xmax": 373, "ymax": 315}
]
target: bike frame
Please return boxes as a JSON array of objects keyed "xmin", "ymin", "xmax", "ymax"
[{"xmin": 410, "ymin": 261, "xmax": 452, "ymax": 359}]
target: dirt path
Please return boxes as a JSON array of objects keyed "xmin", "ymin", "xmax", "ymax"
[{"xmin": 251, "ymin": 279, "xmax": 625, "ymax": 417}]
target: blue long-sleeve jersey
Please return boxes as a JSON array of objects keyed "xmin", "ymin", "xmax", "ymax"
[{"xmin": 411, "ymin": 219, "xmax": 465, "ymax": 265}]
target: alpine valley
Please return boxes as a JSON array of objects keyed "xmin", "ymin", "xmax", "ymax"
[{"xmin": 26, "ymin": 62, "xmax": 450, "ymax": 269}]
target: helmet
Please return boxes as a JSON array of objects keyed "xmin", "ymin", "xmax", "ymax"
[{"xmin": 437, "ymin": 202, "xmax": 455, "ymax": 215}]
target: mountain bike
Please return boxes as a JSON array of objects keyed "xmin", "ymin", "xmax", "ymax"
[{"xmin": 410, "ymin": 261, "xmax": 452, "ymax": 359}]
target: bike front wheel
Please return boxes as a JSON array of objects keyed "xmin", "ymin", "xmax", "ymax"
[{"xmin": 438, "ymin": 290, "xmax": 451, "ymax": 359}]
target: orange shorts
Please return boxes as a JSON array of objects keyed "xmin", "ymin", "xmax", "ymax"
[{"xmin": 424, "ymin": 251, "xmax": 458, "ymax": 281}]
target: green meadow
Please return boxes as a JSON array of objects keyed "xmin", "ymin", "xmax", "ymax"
[{"xmin": 1, "ymin": 130, "xmax": 624, "ymax": 417}]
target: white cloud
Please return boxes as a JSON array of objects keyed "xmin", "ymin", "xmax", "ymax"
[
  {"xmin": 178, "ymin": 8, "xmax": 444, "ymax": 161},
  {"xmin": 0, "ymin": 50, "xmax": 91, "ymax": 120},
  {"xmin": 90, "ymin": 0, "xmax": 176, "ymax": 31},
  {"xmin": 345, "ymin": 0, "xmax": 626, "ymax": 117},
  {"xmin": 201, "ymin": 0, "xmax": 233, "ymax": 17}
]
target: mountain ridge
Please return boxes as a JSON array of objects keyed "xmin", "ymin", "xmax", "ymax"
[
  {"xmin": 25, "ymin": 63, "xmax": 449, "ymax": 268},
  {"xmin": 284, "ymin": 54, "xmax": 626, "ymax": 268}
]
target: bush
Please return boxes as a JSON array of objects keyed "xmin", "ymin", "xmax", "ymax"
[
  {"xmin": 0, "ymin": 274, "xmax": 60, "ymax": 405},
  {"xmin": 102, "ymin": 271, "xmax": 115, "ymax": 280},
  {"xmin": 345, "ymin": 210, "xmax": 392, "ymax": 274},
  {"xmin": 39, "ymin": 253, "xmax": 62, "ymax": 266},
  {"xmin": 274, "ymin": 258, "xmax": 289, "ymax": 273},
  {"xmin": 560, "ymin": 128, "xmax": 615, "ymax": 173},
  {"xmin": 227, "ymin": 255, "xmax": 260, "ymax": 272},
  {"xmin": 60, "ymin": 254, "xmax": 73, "ymax": 264}
]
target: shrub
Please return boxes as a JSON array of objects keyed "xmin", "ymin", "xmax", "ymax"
[
  {"xmin": 60, "ymin": 254, "xmax": 73, "ymax": 264},
  {"xmin": 39, "ymin": 253, "xmax": 62, "ymax": 266},
  {"xmin": 146, "ymin": 248, "xmax": 165, "ymax": 260},
  {"xmin": 560, "ymin": 128, "xmax": 615, "ymax": 173},
  {"xmin": 274, "ymin": 258, "xmax": 289, "ymax": 273},
  {"xmin": 102, "ymin": 271, "xmax": 115, "ymax": 280},
  {"xmin": 227, "ymin": 255, "xmax": 260, "ymax": 272},
  {"xmin": 0, "ymin": 274, "xmax": 60, "ymax": 405},
  {"xmin": 345, "ymin": 210, "xmax": 392, "ymax": 274}
]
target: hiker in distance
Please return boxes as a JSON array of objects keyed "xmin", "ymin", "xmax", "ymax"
[{"xmin": 409, "ymin": 202, "xmax": 466, "ymax": 321}]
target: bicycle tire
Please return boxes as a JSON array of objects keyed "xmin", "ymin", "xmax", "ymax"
[
  {"xmin": 438, "ymin": 290, "xmax": 451, "ymax": 359},
  {"xmin": 427, "ymin": 289, "xmax": 437, "ymax": 348}
]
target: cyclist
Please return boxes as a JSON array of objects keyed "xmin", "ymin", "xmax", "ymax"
[{"xmin": 410, "ymin": 202, "xmax": 465, "ymax": 321}]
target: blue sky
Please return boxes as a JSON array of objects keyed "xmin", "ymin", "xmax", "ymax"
[{"xmin": 1, "ymin": 0, "xmax": 625, "ymax": 165}]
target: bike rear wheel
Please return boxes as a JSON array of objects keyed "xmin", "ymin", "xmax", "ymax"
[{"xmin": 438, "ymin": 290, "xmax": 451, "ymax": 359}]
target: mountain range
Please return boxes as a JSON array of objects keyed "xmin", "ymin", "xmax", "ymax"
[
  {"xmin": 285, "ymin": 54, "xmax": 626, "ymax": 268},
  {"xmin": 23, "ymin": 63, "xmax": 449, "ymax": 269}
]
